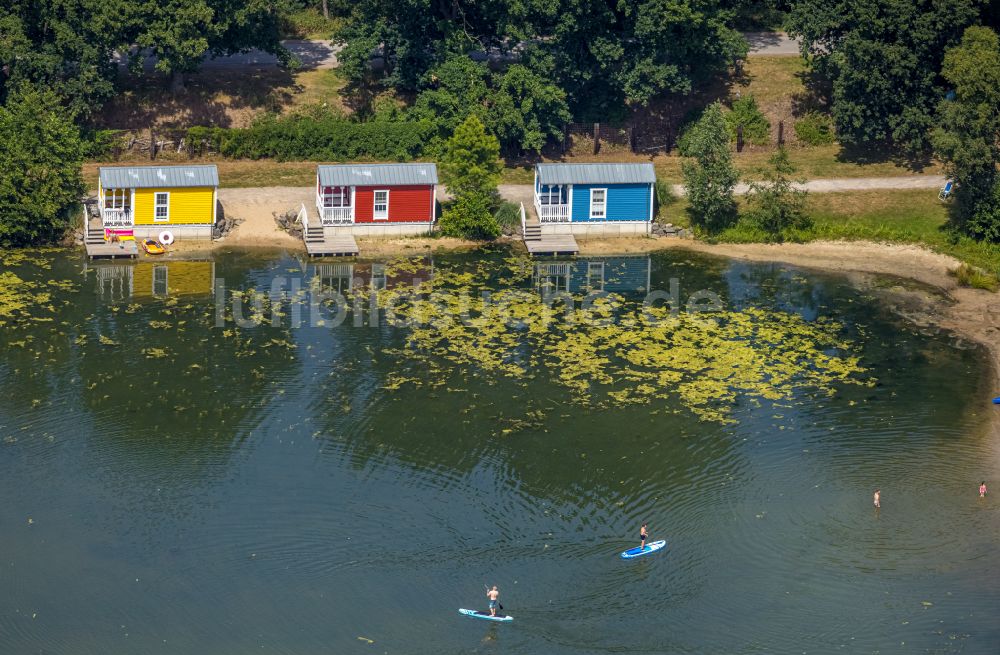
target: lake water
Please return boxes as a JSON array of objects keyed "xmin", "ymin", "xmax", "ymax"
[{"xmin": 1, "ymin": 248, "xmax": 998, "ymax": 654}]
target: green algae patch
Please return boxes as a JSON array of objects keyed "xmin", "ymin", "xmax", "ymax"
[
  {"xmin": 0, "ymin": 250, "xmax": 79, "ymax": 328},
  {"xmin": 364, "ymin": 257, "xmax": 872, "ymax": 424}
]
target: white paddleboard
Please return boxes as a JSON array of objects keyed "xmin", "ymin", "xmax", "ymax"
[
  {"xmin": 458, "ymin": 608, "xmax": 513, "ymax": 622},
  {"xmin": 620, "ymin": 539, "xmax": 666, "ymax": 559}
]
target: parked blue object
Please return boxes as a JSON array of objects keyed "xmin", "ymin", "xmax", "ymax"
[
  {"xmin": 939, "ymin": 180, "xmax": 954, "ymax": 201},
  {"xmin": 992, "ymin": 397, "xmax": 1000, "ymax": 405}
]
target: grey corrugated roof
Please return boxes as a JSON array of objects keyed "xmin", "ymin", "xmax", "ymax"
[
  {"xmin": 536, "ymin": 163, "xmax": 656, "ymax": 185},
  {"xmin": 99, "ymin": 165, "xmax": 219, "ymax": 189},
  {"xmin": 317, "ymin": 163, "xmax": 438, "ymax": 187}
]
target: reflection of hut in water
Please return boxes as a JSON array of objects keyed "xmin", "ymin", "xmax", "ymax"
[
  {"xmin": 133, "ymin": 261, "xmax": 215, "ymax": 297},
  {"xmin": 89, "ymin": 261, "xmax": 216, "ymax": 299},
  {"xmin": 532, "ymin": 256, "xmax": 651, "ymax": 296},
  {"xmin": 93, "ymin": 263, "xmax": 135, "ymax": 301},
  {"xmin": 311, "ymin": 258, "xmax": 433, "ymax": 293}
]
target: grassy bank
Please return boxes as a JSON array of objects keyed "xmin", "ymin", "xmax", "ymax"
[
  {"xmin": 501, "ymin": 145, "xmax": 941, "ymax": 185},
  {"xmin": 701, "ymin": 190, "xmax": 1000, "ymax": 283}
]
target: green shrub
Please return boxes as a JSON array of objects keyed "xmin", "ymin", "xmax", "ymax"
[
  {"xmin": 949, "ymin": 263, "xmax": 999, "ymax": 292},
  {"xmin": 724, "ymin": 95, "xmax": 771, "ymax": 145},
  {"xmin": 794, "ymin": 112, "xmax": 836, "ymax": 145},
  {"xmin": 493, "ymin": 201, "xmax": 521, "ymax": 228},
  {"xmin": 655, "ymin": 179, "xmax": 676, "ymax": 207},
  {"xmin": 280, "ymin": 7, "xmax": 346, "ymax": 39},
  {"xmin": 185, "ymin": 117, "xmax": 435, "ymax": 161},
  {"xmin": 439, "ymin": 194, "xmax": 501, "ymax": 240},
  {"xmin": 81, "ymin": 129, "xmax": 125, "ymax": 159}
]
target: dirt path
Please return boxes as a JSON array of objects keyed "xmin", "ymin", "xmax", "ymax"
[
  {"xmin": 669, "ymin": 175, "xmax": 947, "ymax": 197},
  {"xmin": 142, "ymin": 31, "xmax": 795, "ymax": 73},
  {"xmin": 214, "ymin": 177, "xmax": 948, "ymax": 246},
  {"xmin": 744, "ymin": 32, "xmax": 802, "ymax": 56}
]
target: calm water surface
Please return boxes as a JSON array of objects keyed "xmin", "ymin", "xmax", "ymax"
[{"xmin": 1, "ymin": 249, "xmax": 998, "ymax": 654}]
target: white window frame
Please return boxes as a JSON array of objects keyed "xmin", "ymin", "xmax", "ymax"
[
  {"xmin": 373, "ymin": 189, "xmax": 390, "ymax": 221},
  {"xmin": 371, "ymin": 263, "xmax": 387, "ymax": 289},
  {"xmin": 539, "ymin": 185, "xmax": 564, "ymax": 206},
  {"xmin": 105, "ymin": 188, "xmax": 130, "ymax": 210},
  {"xmin": 152, "ymin": 265, "xmax": 168, "ymax": 296},
  {"xmin": 154, "ymin": 192, "xmax": 170, "ymax": 222},
  {"xmin": 589, "ymin": 188, "xmax": 607, "ymax": 220},
  {"xmin": 323, "ymin": 186, "xmax": 351, "ymax": 208},
  {"xmin": 587, "ymin": 261, "xmax": 605, "ymax": 291}
]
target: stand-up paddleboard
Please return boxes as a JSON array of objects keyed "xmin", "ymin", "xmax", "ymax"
[
  {"xmin": 993, "ymin": 397, "xmax": 1000, "ymax": 405},
  {"xmin": 459, "ymin": 609, "xmax": 513, "ymax": 622},
  {"xmin": 620, "ymin": 539, "xmax": 666, "ymax": 559}
]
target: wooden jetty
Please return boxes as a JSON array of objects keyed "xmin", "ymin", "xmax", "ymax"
[
  {"xmin": 301, "ymin": 204, "xmax": 360, "ymax": 257},
  {"xmin": 83, "ymin": 213, "xmax": 137, "ymax": 259},
  {"xmin": 522, "ymin": 208, "xmax": 579, "ymax": 256}
]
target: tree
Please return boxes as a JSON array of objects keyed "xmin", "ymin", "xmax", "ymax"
[
  {"xmin": 337, "ymin": 0, "xmax": 531, "ymax": 92},
  {"xmin": 743, "ymin": 147, "xmax": 810, "ymax": 240},
  {"xmin": 130, "ymin": 0, "xmax": 289, "ymax": 92},
  {"xmin": 787, "ymin": 0, "xmax": 981, "ymax": 153},
  {"xmin": 543, "ymin": 0, "xmax": 747, "ymax": 117},
  {"xmin": 0, "ymin": 86, "xmax": 85, "ymax": 247},
  {"xmin": 410, "ymin": 56, "xmax": 490, "ymax": 135},
  {"xmin": 932, "ymin": 26, "xmax": 1000, "ymax": 242},
  {"xmin": 411, "ymin": 52, "xmax": 571, "ymax": 155},
  {"xmin": 486, "ymin": 59, "xmax": 571, "ymax": 154},
  {"xmin": 0, "ymin": 1, "xmax": 126, "ymax": 118},
  {"xmin": 440, "ymin": 114, "xmax": 502, "ymax": 201},
  {"xmin": 681, "ymin": 103, "xmax": 739, "ymax": 233},
  {"xmin": 439, "ymin": 193, "xmax": 501, "ymax": 240}
]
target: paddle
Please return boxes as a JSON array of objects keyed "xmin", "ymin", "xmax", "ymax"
[{"xmin": 484, "ymin": 584, "xmax": 504, "ymax": 611}]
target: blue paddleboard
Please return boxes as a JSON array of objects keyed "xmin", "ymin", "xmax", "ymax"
[
  {"xmin": 458, "ymin": 608, "xmax": 513, "ymax": 622},
  {"xmin": 620, "ymin": 539, "xmax": 666, "ymax": 560},
  {"xmin": 993, "ymin": 397, "xmax": 1000, "ymax": 405}
]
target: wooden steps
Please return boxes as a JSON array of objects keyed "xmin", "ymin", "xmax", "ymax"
[
  {"xmin": 522, "ymin": 220, "xmax": 578, "ymax": 255},
  {"xmin": 304, "ymin": 225, "xmax": 359, "ymax": 257}
]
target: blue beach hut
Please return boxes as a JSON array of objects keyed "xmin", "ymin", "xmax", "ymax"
[{"xmin": 533, "ymin": 163, "xmax": 657, "ymax": 235}]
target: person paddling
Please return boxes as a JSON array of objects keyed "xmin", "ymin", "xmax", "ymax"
[
  {"xmin": 486, "ymin": 585, "xmax": 500, "ymax": 617},
  {"xmin": 639, "ymin": 523, "xmax": 649, "ymax": 549}
]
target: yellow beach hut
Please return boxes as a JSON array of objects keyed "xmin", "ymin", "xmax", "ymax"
[{"xmin": 97, "ymin": 165, "xmax": 219, "ymax": 240}]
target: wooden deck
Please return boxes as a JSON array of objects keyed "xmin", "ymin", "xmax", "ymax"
[
  {"xmin": 523, "ymin": 220, "xmax": 579, "ymax": 256},
  {"xmin": 305, "ymin": 231, "xmax": 360, "ymax": 257},
  {"xmin": 524, "ymin": 235, "xmax": 579, "ymax": 255},
  {"xmin": 84, "ymin": 238, "xmax": 138, "ymax": 258}
]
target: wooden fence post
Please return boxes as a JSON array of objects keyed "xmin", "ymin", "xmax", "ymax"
[
  {"xmin": 563, "ymin": 124, "xmax": 570, "ymax": 155},
  {"xmin": 777, "ymin": 120, "xmax": 785, "ymax": 147},
  {"xmin": 665, "ymin": 126, "xmax": 673, "ymax": 154},
  {"xmin": 593, "ymin": 122, "xmax": 600, "ymax": 155},
  {"xmin": 628, "ymin": 126, "xmax": 636, "ymax": 153},
  {"xmin": 149, "ymin": 127, "xmax": 156, "ymax": 160},
  {"xmin": 736, "ymin": 124, "xmax": 744, "ymax": 153}
]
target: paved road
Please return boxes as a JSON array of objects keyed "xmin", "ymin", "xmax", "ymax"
[
  {"xmin": 123, "ymin": 31, "xmax": 799, "ymax": 73},
  {"xmin": 116, "ymin": 40, "xmax": 342, "ymax": 72},
  {"xmin": 669, "ymin": 175, "xmax": 947, "ymax": 198},
  {"xmin": 744, "ymin": 32, "xmax": 802, "ymax": 56}
]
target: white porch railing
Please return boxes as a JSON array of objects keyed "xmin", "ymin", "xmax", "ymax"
[
  {"xmin": 320, "ymin": 206, "xmax": 354, "ymax": 224},
  {"xmin": 102, "ymin": 208, "xmax": 134, "ymax": 227},
  {"xmin": 535, "ymin": 202, "xmax": 570, "ymax": 222},
  {"xmin": 298, "ymin": 203, "xmax": 309, "ymax": 230}
]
